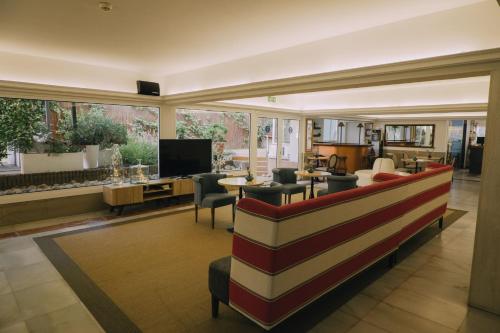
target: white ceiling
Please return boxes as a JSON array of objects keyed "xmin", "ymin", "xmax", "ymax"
[
  {"xmin": 221, "ymin": 77, "xmax": 491, "ymax": 111},
  {"xmin": 0, "ymin": 0, "xmax": 498, "ymax": 109},
  {"xmin": 0, "ymin": 0, "xmax": 489, "ymax": 76}
]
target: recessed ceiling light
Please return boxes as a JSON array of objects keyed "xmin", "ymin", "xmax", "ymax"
[{"xmin": 99, "ymin": 2, "xmax": 112, "ymax": 12}]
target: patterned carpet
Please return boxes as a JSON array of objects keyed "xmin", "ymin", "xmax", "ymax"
[{"xmin": 35, "ymin": 204, "xmax": 467, "ymax": 333}]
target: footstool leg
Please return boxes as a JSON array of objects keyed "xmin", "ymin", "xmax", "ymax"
[
  {"xmin": 211, "ymin": 294, "xmax": 219, "ymax": 318},
  {"xmin": 438, "ymin": 216, "xmax": 444, "ymax": 230}
]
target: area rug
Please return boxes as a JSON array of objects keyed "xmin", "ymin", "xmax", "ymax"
[{"xmin": 35, "ymin": 206, "xmax": 467, "ymax": 333}]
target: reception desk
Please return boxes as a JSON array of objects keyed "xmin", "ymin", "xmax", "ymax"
[{"xmin": 314, "ymin": 143, "xmax": 371, "ymax": 173}]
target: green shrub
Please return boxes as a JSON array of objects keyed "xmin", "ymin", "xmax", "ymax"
[
  {"xmin": 44, "ymin": 136, "xmax": 82, "ymax": 154},
  {"xmin": 102, "ymin": 121, "xmax": 127, "ymax": 148},
  {"xmin": 0, "ymin": 98, "xmax": 46, "ymax": 158},
  {"xmin": 119, "ymin": 138, "xmax": 158, "ymax": 166},
  {"xmin": 67, "ymin": 107, "xmax": 127, "ymax": 148}
]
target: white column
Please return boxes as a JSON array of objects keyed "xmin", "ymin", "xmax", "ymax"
[
  {"xmin": 299, "ymin": 116, "xmax": 306, "ymax": 170},
  {"xmin": 159, "ymin": 104, "xmax": 177, "ymax": 139},
  {"xmin": 469, "ymin": 70, "xmax": 500, "ymax": 315}
]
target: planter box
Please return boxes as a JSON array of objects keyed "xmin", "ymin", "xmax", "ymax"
[
  {"xmin": 84, "ymin": 145, "xmax": 100, "ymax": 169},
  {"xmin": 21, "ymin": 152, "xmax": 84, "ymax": 174}
]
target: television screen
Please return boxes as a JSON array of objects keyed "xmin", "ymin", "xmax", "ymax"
[
  {"xmin": 476, "ymin": 137, "xmax": 485, "ymax": 145},
  {"xmin": 159, "ymin": 139, "xmax": 212, "ymax": 177}
]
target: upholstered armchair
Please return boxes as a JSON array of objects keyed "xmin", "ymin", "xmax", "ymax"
[
  {"xmin": 272, "ymin": 168, "xmax": 306, "ymax": 204},
  {"xmin": 317, "ymin": 174, "xmax": 358, "ymax": 197},
  {"xmin": 354, "ymin": 158, "xmax": 396, "ymax": 187},
  {"xmin": 192, "ymin": 173, "xmax": 236, "ymax": 229},
  {"xmin": 243, "ymin": 182, "xmax": 283, "ymax": 206},
  {"xmin": 355, "ymin": 158, "xmax": 411, "ymax": 186}
]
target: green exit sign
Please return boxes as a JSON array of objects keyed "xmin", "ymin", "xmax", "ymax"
[{"xmin": 267, "ymin": 96, "xmax": 277, "ymax": 103}]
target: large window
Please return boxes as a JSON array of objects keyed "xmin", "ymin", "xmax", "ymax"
[
  {"xmin": 67, "ymin": 102, "xmax": 159, "ymax": 167},
  {"xmin": 176, "ymin": 108, "xmax": 250, "ymax": 171},
  {"xmin": 323, "ymin": 119, "xmax": 338, "ymax": 142},
  {"xmin": 0, "ymin": 97, "xmax": 159, "ymax": 194}
]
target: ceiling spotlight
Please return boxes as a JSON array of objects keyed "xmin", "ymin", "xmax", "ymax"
[{"xmin": 99, "ymin": 2, "xmax": 112, "ymax": 12}]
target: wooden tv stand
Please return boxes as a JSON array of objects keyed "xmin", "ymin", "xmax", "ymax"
[{"xmin": 103, "ymin": 178, "xmax": 194, "ymax": 214}]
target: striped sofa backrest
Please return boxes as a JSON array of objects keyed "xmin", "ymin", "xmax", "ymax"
[{"xmin": 229, "ymin": 165, "xmax": 453, "ymax": 330}]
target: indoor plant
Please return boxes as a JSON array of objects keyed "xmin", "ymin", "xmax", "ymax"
[
  {"xmin": 68, "ymin": 111, "xmax": 104, "ymax": 168},
  {"xmin": 0, "ymin": 98, "xmax": 46, "ymax": 162}
]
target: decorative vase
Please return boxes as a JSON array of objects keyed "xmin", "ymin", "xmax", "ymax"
[
  {"xmin": 130, "ymin": 159, "xmax": 149, "ymax": 184},
  {"xmin": 84, "ymin": 144, "xmax": 99, "ymax": 169},
  {"xmin": 245, "ymin": 168, "xmax": 254, "ymax": 182}
]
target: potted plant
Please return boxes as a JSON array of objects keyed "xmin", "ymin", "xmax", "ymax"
[
  {"xmin": 20, "ymin": 136, "xmax": 84, "ymax": 173},
  {"xmin": 66, "ymin": 107, "xmax": 127, "ymax": 169}
]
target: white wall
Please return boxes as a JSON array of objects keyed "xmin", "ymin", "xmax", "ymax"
[{"xmin": 373, "ymin": 120, "xmax": 449, "ymax": 152}]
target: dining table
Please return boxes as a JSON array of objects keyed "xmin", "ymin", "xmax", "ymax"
[
  {"xmin": 402, "ymin": 158, "xmax": 434, "ymax": 173},
  {"xmin": 294, "ymin": 170, "xmax": 331, "ymax": 199},
  {"xmin": 217, "ymin": 177, "xmax": 264, "ymax": 200}
]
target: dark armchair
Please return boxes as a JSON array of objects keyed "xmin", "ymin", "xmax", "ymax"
[
  {"xmin": 272, "ymin": 168, "xmax": 307, "ymax": 204},
  {"xmin": 192, "ymin": 173, "xmax": 236, "ymax": 229},
  {"xmin": 243, "ymin": 182, "xmax": 283, "ymax": 206},
  {"xmin": 317, "ymin": 174, "xmax": 358, "ymax": 197}
]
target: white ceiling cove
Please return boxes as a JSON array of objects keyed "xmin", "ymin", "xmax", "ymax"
[{"xmin": 222, "ymin": 77, "xmax": 491, "ymax": 111}]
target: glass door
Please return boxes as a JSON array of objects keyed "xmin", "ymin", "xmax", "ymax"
[
  {"xmin": 448, "ymin": 120, "xmax": 466, "ymax": 169},
  {"xmin": 256, "ymin": 117, "xmax": 278, "ymax": 179},
  {"xmin": 281, "ymin": 119, "xmax": 300, "ymax": 169}
]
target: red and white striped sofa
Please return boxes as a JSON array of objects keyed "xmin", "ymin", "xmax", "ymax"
[{"xmin": 229, "ymin": 163, "xmax": 453, "ymax": 330}]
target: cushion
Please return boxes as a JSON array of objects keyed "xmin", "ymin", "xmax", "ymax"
[
  {"xmin": 208, "ymin": 256, "xmax": 231, "ymax": 304},
  {"xmin": 201, "ymin": 193, "xmax": 236, "ymax": 208},
  {"xmin": 373, "ymin": 158, "xmax": 395, "ymax": 173},
  {"xmin": 281, "ymin": 183, "xmax": 306, "ymax": 195}
]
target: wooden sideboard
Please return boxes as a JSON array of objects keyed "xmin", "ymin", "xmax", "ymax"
[{"xmin": 103, "ymin": 178, "xmax": 194, "ymax": 214}]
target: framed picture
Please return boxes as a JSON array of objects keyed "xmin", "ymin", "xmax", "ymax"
[{"xmin": 305, "ymin": 119, "xmax": 313, "ymax": 152}]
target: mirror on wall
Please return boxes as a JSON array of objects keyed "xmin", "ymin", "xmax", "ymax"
[{"xmin": 384, "ymin": 124, "xmax": 435, "ymax": 148}]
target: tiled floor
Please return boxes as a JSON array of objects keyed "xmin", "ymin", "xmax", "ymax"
[{"xmin": 1, "ymin": 177, "xmax": 500, "ymax": 332}]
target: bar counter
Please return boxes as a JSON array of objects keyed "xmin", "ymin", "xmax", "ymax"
[{"xmin": 314, "ymin": 143, "xmax": 371, "ymax": 173}]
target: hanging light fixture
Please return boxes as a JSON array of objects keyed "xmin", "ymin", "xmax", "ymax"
[
  {"xmin": 338, "ymin": 122, "xmax": 345, "ymax": 144},
  {"xmin": 357, "ymin": 123, "xmax": 364, "ymax": 144}
]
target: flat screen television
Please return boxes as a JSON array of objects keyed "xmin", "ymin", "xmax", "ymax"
[
  {"xmin": 159, "ymin": 139, "xmax": 212, "ymax": 177},
  {"xmin": 476, "ymin": 136, "xmax": 485, "ymax": 145}
]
